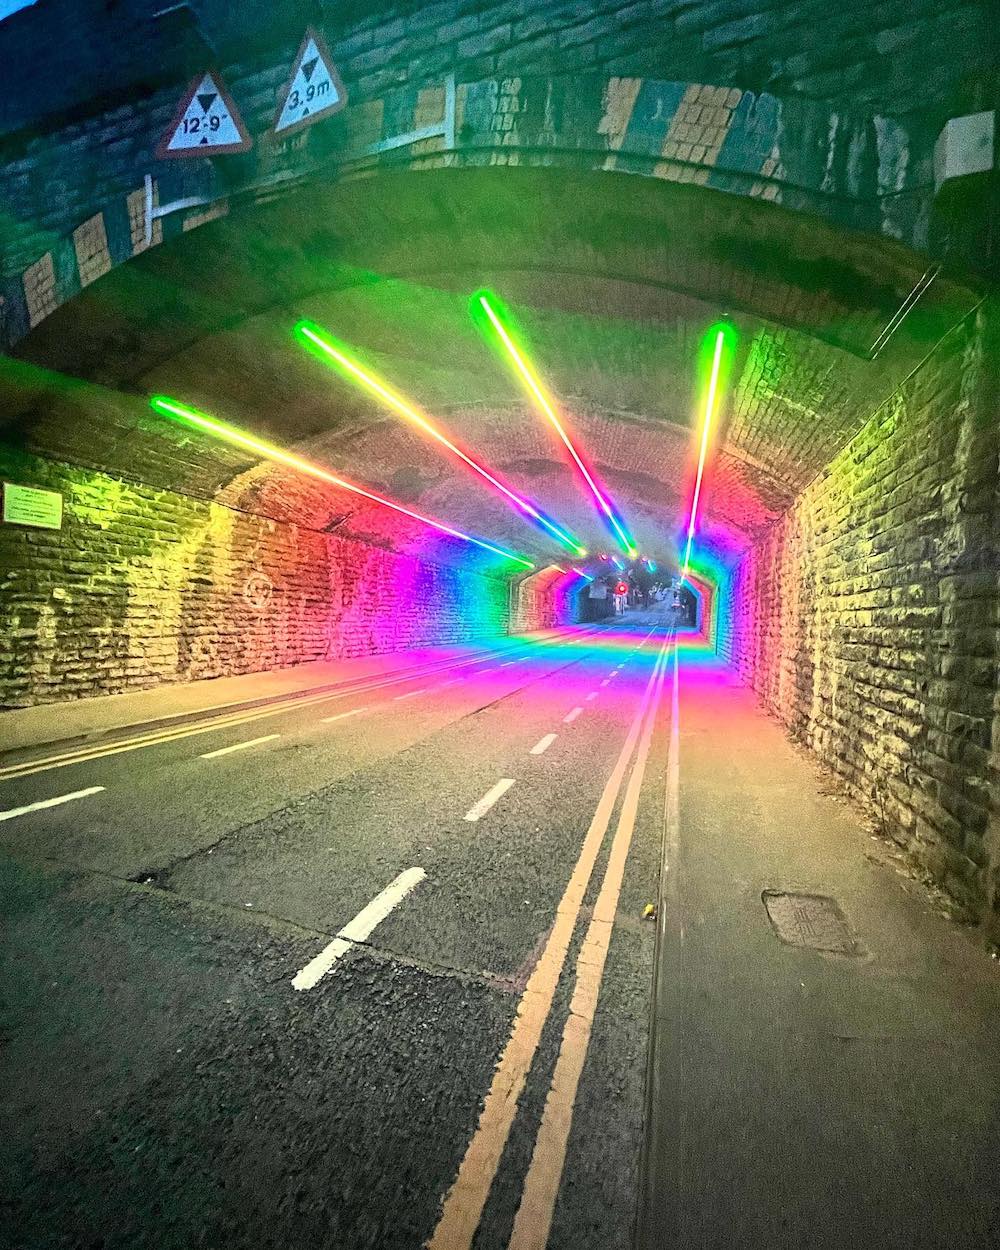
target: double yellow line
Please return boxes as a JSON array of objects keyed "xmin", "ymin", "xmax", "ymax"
[
  {"xmin": 0, "ymin": 627, "xmax": 610, "ymax": 784},
  {"xmin": 428, "ymin": 629, "xmax": 673, "ymax": 1250},
  {"xmin": 0, "ymin": 649, "xmax": 515, "ymax": 784}
]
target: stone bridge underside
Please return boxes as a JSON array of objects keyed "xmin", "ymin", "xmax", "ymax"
[{"xmin": 1, "ymin": 163, "xmax": 981, "ymax": 572}]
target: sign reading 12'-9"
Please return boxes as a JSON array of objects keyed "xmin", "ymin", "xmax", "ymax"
[
  {"xmin": 157, "ymin": 27, "xmax": 347, "ymax": 159},
  {"xmin": 156, "ymin": 71, "xmax": 252, "ymax": 158}
]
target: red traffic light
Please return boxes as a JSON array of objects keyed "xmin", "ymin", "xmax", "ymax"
[{"xmin": 615, "ymin": 581, "xmax": 628, "ymax": 595}]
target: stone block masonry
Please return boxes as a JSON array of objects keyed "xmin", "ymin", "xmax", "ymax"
[
  {"xmin": 728, "ymin": 302, "xmax": 1000, "ymax": 929},
  {"xmin": 0, "ymin": 449, "xmax": 509, "ymax": 709},
  {"xmin": 0, "ymin": 0, "xmax": 991, "ymax": 298},
  {"xmin": 509, "ymin": 567, "xmax": 600, "ymax": 633}
]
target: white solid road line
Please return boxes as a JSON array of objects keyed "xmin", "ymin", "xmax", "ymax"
[
  {"xmin": 394, "ymin": 687, "xmax": 430, "ymax": 701},
  {"xmin": 0, "ymin": 786, "xmax": 105, "ymax": 824},
  {"xmin": 320, "ymin": 706, "xmax": 369, "ymax": 724},
  {"xmin": 464, "ymin": 778, "xmax": 516, "ymax": 822},
  {"xmin": 563, "ymin": 707, "xmax": 583, "ymax": 724},
  {"xmin": 529, "ymin": 734, "xmax": 557, "ymax": 756},
  {"xmin": 200, "ymin": 734, "xmax": 280, "ymax": 760},
  {"xmin": 499, "ymin": 660, "xmax": 519, "ymax": 667},
  {"xmin": 437, "ymin": 678, "xmax": 463, "ymax": 689},
  {"xmin": 292, "ymin": 866, "xmax": 426, "ymax": 991}
]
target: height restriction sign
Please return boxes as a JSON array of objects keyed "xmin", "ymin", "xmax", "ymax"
[
  {"xmin": 273, "ymin": 27, "xmax": 347, "ymax": 137},
  {"xmin": 156, "ymin": 70, "xmax": 252, "ymax": 159}
]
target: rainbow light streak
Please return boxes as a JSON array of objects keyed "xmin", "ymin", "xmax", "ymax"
[
  {"xmin": 295, "ymin": 321, "xmax": 587, "ymax": 558},
  {"xmin": 681, "ymin": 322, "xmax": 736, "ymax": 585},
  {"xmin": 473, "ymin": 292, "xmax": 638, "ymax": 558},
  {"xmin": 148, "ymin": 396, "xmax": 534, "ymax": 569},
  {"xmin": 679, "ymin": 542, "xmax": 735, "ymax": 659}
]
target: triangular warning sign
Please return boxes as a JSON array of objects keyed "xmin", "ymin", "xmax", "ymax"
[
  {"xmin": 272, "ymin": 27, "xmax": 347, "ymax": 137},
  {"xmin": 156, "ymin": 70, "xmax": 252, "ymax": 159}
]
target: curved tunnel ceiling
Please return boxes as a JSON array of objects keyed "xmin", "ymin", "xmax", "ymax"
[{"xmin": 1, "ymin": 165, "xmax": 981, "ymax": 573}]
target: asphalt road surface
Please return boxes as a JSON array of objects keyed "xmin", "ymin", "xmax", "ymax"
[
  {"xmin": 4, "ymin": 608, "xmax": 999, "ymax": 1250},
  {"xmin": 2, "ymin": 615, "xmax": 672, "ymax": 1250}
]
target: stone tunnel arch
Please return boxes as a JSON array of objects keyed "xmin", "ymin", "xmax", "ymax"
[
  {"xmin": 1, "ymin": 81, "xmax": 996, "ymax": 932},
  {"xmin": 2, "ymin": 158, "xmax": 981, "ymax": 566}
]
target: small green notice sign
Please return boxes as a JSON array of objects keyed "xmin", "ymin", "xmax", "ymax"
[{"xmin": 2, "ymin": 482, "xmax": 63, "ymax": 530}]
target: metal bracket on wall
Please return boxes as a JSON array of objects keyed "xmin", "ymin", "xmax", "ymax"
[
  {"xmin": 143, "ymin": 173, "xmax": 212, "ymax": 247},
  {"xmin": 360, "ymin": 73, "xmax": 456, "ymax": 157},
  {"xmin": 867, "ymin": 264, "xmax": 941, "ymax": 359}
]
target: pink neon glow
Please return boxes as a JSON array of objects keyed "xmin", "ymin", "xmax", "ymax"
[{"xmin": 681, "ymin": 329, "xmax": 726, "ymax": 583}]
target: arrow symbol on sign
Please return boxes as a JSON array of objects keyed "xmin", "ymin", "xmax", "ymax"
[
  {"xmin": 302, "ymin": 57, "xmax": 318, "ymax": 82},
  {"xmin": 197, "ymin": 92, "xmax": 218, "ymax": 113}
]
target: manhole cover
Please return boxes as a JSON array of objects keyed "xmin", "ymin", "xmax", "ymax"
[{"xmin": 762, "ymin": 890, "xmax": 859, "ymax": 955}]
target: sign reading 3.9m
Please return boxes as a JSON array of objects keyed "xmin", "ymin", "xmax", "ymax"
[{"xmin": 273, "ymin": 27, "xmax": 347, "ymax": 138}]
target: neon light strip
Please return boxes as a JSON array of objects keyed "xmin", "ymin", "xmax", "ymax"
[
  {"xmin": 148, "ymin": 396, "xmax": 534, "ymax": 569},
  {"xmin": 475, "ymin": 294, "xmax": 638, "ymax": 558},
  {"xmin": 295, "ymin": 321, "xmax": 586, "ymax": 558},
  {"xmin": 680, "ymin": 329, "xmax": 726, "ymax": 584}
]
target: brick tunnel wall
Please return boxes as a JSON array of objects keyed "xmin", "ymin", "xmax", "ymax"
[
  {"xmin": 510, "ymin": 570, "xmax": 567, "ymax": 634},
  {"xmin": 0, "ymin": 449, "xmax": 510, "ymax": 709},
  {"xmin": 729, "ymin": 303, "xmax": 1000, "ymax": 926},
  {"xmin": 1, "ymin": 0, "xmax": 991, "ymax": 284},
  {"xmin": 509, "ymin": 568, "xmax": 608, "ymax": 633}
]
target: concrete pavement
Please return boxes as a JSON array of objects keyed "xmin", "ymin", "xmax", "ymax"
[
  {"xmin": 640, "ymin": 652, "xmax": 1000, "ymax": 1249},
  {"xmin": 0, "ymin": 636, "xmax": 577, "ymax": 754}
]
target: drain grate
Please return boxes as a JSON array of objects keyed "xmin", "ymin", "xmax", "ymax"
[{"xmin": 762, "ymin": 890, "xmax": 859, "ymax": 955}]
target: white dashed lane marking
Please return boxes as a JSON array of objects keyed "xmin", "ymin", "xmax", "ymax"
[
  {"xmin": 200, "ymin": 734, "xmax": 280, "ymax": 760},
  {"xmin": 292, "ymin": 867, "xmax": 426, "ymax": 991},
  {"xmin": 464, "ymin": 778, "xmax": 516, "ymax": 822},
  {"xmin": 0, "ymin": 786, "xmax": 106, "ymax": 824},
  {"xmin": 529, "ymin": 734, "xmax": 557, "ymax": 756},
  {"xmin": 320, "ymin": 706, "xmax": 368, "ymax": 724},
  {"xmin": 563, "ymin": 707, "xmax": 584, "ymax": 724}
]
